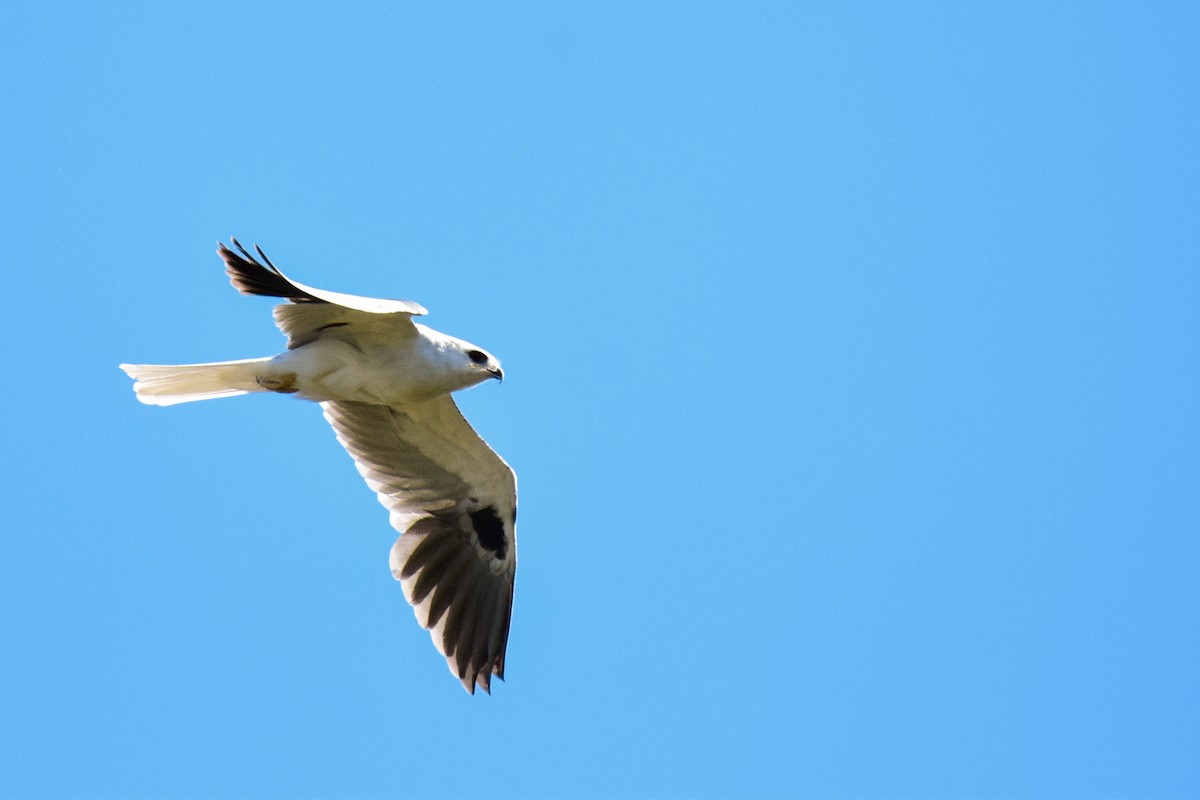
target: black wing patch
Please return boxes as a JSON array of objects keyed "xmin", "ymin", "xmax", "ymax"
[
  {"xmin": 217, "ymin": 237, "xmax": 326, "ymax": 303},
  {"xmin": 469, "ymin": 506, "xmax": 509, "ymax": 561}
]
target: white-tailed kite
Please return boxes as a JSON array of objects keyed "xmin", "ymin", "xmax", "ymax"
[{"xmin": 120, "ymin": 239, "xmax": 516, "ymax": 694}]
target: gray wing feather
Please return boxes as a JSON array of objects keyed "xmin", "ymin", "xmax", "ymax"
[{"xmin": 321, "ymin": 398, "xmax": 516, "ymax": 694}]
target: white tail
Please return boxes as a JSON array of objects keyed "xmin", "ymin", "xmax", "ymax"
[{"xmin": 119, "ymin": 358, "xmax": 272, "ymax": 406}]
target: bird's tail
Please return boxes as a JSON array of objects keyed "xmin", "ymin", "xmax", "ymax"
[{"xmin": 119, "ymin": 358, "xmax": 272, "ymax": 406}]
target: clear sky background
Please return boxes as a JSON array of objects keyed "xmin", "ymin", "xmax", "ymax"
[{"xmin": 2, "ymin": 2, "xmax": 1198, "ymax": 798}]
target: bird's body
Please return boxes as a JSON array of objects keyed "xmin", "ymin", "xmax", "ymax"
[{"xmin": 120, "ymin": 240, "xmax": 516, "ymax": 694}]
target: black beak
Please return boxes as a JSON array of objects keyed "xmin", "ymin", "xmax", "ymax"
[{"xmin": 489, "ymin": 366, "xmax": 504, "ymax": 383}]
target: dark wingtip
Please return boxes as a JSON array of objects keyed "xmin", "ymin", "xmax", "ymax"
[
  {"xmin": 231, "ymin": 236, "xmax": 258, "ymax": 265},
  {"xmin": 216, "ymin": 237, "xmax": 324, "ymax": 303},
  {"xmin": 254, "ymin": 242, "xmax": 282, "ymax": 273}
]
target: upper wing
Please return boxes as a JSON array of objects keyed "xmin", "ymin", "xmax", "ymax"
[
  {"xmin": 321, "ymin": 396, "xmax": 517, "ymax": 694},
  {"xmin": 217, "ymin": 238, "xmax": 428, "ymax": 315},
  {"xmin": 217, "ymin": 238, "xmax": 427, "ymax": 349}
]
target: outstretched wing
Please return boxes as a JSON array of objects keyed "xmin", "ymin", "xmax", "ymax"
[
  {"xmin": 321, "ymin": 397, "xmax": 517, "ymax": 694},
  {"xmin": 217, "ymin": 238, "xmax": 428, "ymax": 315},
  {"xmin": 217, "ymin": 238, "xmax": 427, "ymax": 349}
]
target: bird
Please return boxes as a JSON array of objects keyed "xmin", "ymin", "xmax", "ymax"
[{"xmin": 119, "ymin": 239, "xmax": 516, "ymax": 694}]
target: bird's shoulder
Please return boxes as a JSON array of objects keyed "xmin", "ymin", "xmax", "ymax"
[{"xmin": 273, "ymin": 303, "xmax": 420, "ymax": 350}]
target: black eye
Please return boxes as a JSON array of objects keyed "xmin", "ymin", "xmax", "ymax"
[{"xmin": 467, "ymin": 349, "xmax": 489, "ymax": 365}]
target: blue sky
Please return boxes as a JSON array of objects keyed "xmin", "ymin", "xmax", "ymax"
[{"xmin": 2, "ymin": 2, "xmax": 1198, "ymax": 797}]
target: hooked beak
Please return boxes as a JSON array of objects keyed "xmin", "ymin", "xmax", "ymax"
[{"xmin": 488, "ymin": 366, "xmax": 504, "ymax": 383}]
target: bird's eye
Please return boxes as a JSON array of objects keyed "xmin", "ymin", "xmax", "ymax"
[{"xmin": 467, "ymin": 349, "xmax": 489, "ymax": 365}]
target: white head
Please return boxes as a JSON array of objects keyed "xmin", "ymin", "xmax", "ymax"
[
  {"xmin": 417, "ymin": 324, "xmax": 504, "ymax": 395},
  {"xmin": 458, "ymin": 340, "xmax": 504, "ymax": 384}
]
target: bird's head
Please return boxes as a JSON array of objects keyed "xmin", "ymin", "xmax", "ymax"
[
  {"xmin": 462, "ymin": 344, "xmax": 504, "ymax": 384},
  {"xmin": 416, "ymin": 326, "xmax": 505, "ymax": 395}
]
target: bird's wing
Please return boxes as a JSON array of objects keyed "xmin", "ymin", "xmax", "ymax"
[
  {"xmin": 218, "ymin": 238, "xmax": 428, "ymax": 314},
  {"xmin": 321, "ymin": 396, "xmax": 517, "ymax": 694},
  {"xmin": 217, "ymin": 238, "xmax": 426, "ymax": 349}
]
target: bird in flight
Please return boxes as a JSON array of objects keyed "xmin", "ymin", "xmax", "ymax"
[{"xmin": 120, "ymin": 239, "xmax": 516, "ymax": 694}]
